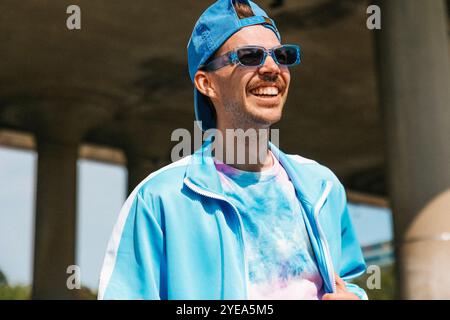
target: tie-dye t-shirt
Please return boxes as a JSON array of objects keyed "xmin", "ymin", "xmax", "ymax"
[{"xmin": 214, "ymin": 152, "xmax": 324, "ymax": 300}]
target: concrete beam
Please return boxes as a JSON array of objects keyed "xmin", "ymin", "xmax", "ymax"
[{"xmin": 0, "ymin": 129, "xmax": 125, "ymax": 165}]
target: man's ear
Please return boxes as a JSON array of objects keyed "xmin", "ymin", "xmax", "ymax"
[{"xmin": 194, "ymin": 70, "xmax": 218, "ymax": 99}]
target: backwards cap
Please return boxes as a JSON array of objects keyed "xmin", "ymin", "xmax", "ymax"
[{"xmin": 187, "ymin": 0, "xmax": 281, "ymax": 131}]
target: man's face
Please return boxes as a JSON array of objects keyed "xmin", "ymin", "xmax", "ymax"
[{"xmin": 206, "ymin": 25, "xmax": 291, "ymax": 129}]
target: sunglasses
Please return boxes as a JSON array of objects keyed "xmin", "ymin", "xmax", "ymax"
[{"xmin": 200, "ymin": 44, "xmax": 301, "ymax": 71}]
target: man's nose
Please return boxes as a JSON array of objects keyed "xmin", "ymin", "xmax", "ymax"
[{"xmin": 258, "ymin": 54, "xmax": 280, "ymax": 77}]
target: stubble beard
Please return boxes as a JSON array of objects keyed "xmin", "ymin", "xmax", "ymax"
[{"xmin": 222, "ymin": 99, "xmax": 276, "ymax": 130}]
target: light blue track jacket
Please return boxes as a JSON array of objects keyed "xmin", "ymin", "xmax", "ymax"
[{"xmin": 98, "ymin": 136, "xmax": 367, "ymax": 300}]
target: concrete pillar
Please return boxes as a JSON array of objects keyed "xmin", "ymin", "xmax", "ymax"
[
  {"xmin": 32, "ymin": 139, "xmax": 78, "ymax": 299},
  {"xmin": 115, "ymin": 117, "xmax": 179, "ymax": 195},
  {"xmin": 126, "ymin": 154, "xmax": 163, "ymax": 194},
  {"xmin": 27, "ymin": 99, "xmax": 112, "ymax": 299},
  {"xmin": 375, "ymin": 0, "xmax": 450, "ymax": 299}
]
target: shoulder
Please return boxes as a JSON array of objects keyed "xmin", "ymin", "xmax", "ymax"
[
  {"xmin": 132, "ymin": 155, "xmax": 192, "ymax": 198},
  {"xmin": 286, "ymin": 154, "xmax": 318, "ymax": 165},
  {"xmin": 286, "ymin": 153, "xmax": 342, "ymax": 185},
  {"xmin": 285, "ymin": 153, "xmax": 347, "ymax": 205}
]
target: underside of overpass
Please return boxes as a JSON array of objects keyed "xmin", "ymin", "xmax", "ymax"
[
  {"xmin": 0, "ymin": 0, "xmax": 449, "ymax": 299},
  {"xmin": 0, "ymin": 0, "xmax": 392, "ymax": 194}
]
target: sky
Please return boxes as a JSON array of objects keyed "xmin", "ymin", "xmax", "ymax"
[{"xmin": 0, "ymin": 146, "xmax": 393, "ymax": 290}]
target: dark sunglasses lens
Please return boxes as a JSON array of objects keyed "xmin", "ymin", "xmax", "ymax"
[
  {"xmin": 274, "ymin": 46, "xmax": 299, "ymax": 65},
  {"xmin": 237, "ymin": 47, "xmax": 265, "ymax": 66}
]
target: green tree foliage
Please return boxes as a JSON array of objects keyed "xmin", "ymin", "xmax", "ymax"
[
  {"xmin": 0, "ymin": 270, "xmax": 7, "ymax": 286},
  {"xmin": 0, "ymin": 269, "xmax": 30, "ymax": 300},
  {"xmin": 0, "ymin": 284, "xmax": 97, "ymax": 300},
  {"xmin": 0, "ymin": 285, "xmax": 30, "ymax": 300}
]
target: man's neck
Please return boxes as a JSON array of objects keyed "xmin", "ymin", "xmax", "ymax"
[{"xmin": 213, "ymin": 125, "xmax": 273, "ymax": 172}]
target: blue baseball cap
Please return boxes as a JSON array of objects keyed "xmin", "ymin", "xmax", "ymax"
[{"xmin": 187, "ymin": 0, "xmax": 281, "ymax": 131}]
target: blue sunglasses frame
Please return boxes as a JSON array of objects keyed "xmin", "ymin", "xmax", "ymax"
[{"xmin": 200, "ymin": 44, "xmax": 301, "ymax": 71}]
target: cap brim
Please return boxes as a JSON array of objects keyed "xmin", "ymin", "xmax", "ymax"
[{"xmin": 194, "ymin": 88, "xmax": 216, "ymax": 131}]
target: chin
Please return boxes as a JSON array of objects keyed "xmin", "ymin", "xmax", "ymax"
[{"xmin": 248, "ymin": 109, "xmax": 283, "ymax": 127}]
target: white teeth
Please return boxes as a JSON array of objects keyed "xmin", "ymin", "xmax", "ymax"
[{"xmin": 251, "ymin": 87, "xmax": 279, "ymax": 96}]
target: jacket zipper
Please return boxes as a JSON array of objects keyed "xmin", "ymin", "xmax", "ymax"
[
  {"xmin": 184, "ymin": 177, "xmax": 336, "ymax": 295},
  {"xmin": 313, "ymin": 180, "xmax": 337, "ymax": 293},
  {"xmin": 183, "ymin": 178, "xmax": 250, "ymax": 299}
]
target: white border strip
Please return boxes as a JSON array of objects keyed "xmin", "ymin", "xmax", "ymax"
[
  {"xmin": 97, "ymin": 155, "xmax": 192, "ymax": 299},
  {"xmin": 287, "ymin": 154, "xmax": 318, "ymax": 165}
]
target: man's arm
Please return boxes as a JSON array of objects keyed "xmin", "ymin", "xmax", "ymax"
[{"xmin": 98, "ymin": 189, "xmax": 164, "ymax": 300}]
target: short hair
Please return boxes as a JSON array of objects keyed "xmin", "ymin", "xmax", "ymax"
[{"xmin": 233, "ymin": 0, "xmax": 255, "ymax": 19}]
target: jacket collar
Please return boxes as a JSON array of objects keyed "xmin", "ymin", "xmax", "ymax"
[{"xmin": 183, "ymin": 134, "xmax": 329, "ymax": 209}]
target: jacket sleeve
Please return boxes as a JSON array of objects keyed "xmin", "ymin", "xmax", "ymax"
[
  {"xmin": 98, "ymin": 189, "xmax": 165, "ymax": 300},
  {"xmin": 338, "ymin": 184, "xmax": 369, "ymax": 300}
]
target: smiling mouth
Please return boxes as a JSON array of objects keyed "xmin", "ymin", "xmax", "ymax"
[{"xmin": 249, "ymin": 86, "xmax": 280, "ymax": 98}]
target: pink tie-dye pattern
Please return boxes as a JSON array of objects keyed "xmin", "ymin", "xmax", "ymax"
[{"xmin": 214, "ymin": 152, "xmax": 325, "ymax": 300}]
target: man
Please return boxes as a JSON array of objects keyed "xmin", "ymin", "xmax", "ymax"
[{"xmin": 98, "ymin": 0, "xmax": 367, "ymax": 300}]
